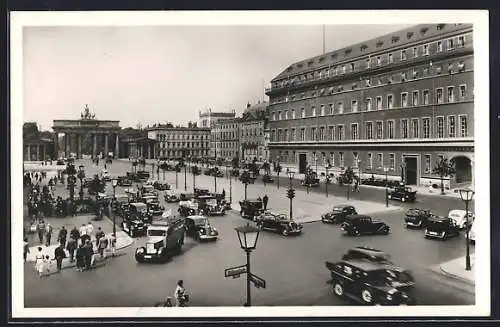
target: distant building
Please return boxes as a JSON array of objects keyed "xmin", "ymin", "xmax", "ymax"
[
  {"xmin": 198, "ymin": 108, "xmax": 236, "ymax": 128},
  {"xmin": 146, "ymin": 125, "xmax": 211, "ymax": 159},
  {"xmin": 239, "ymin": 101, "xmax": 269, "ymax": 162},
  {"xmin": 266, "ymin": 23, "xmax": 473, "ymax": 188},
  {"xmin": 119, "ymin": 128, "xmax": 156, "ymax": 159},
  {"xmin": 211, "ymin": 117, "xmax": 240, "ymax": 161},
  {"xmin": 23, "ymin": 122, "xmax": 55, "ymax": 161}
]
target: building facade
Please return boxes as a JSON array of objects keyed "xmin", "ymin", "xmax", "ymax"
[
  {"xmin": 212, "ymin": 118, "xmax": 240, "ymax": 161},
  {"xmin": 198, "ymin": 108, "xmax": 236, "ymax": 128},
  {"xmin": 147, "ymin": 126, "xmax": 211, "ymax": 159},
  {"xmin": 266, "ymin": 24, "xmax": 473, "ymax": 188},
  {"xmin": 239, "ymin": 101, "xmax": 270, "ymax": 163}
]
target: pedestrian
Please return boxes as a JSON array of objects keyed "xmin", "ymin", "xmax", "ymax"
[
  {"xmin": 53, "ymin": 243, "xmax": 66, "ymax": 272},
  {"xmin": 58, "ymin": 225, "xmax": 67, "ymax": 246},
  {"xmin": 222, "ymin": 189, "xmax": 226, "ymax": 198},
  {"xmin": 86, "ymin": 222, "xmax": 94, "ymax": 237},
  {"xmin": 75, "ymin": 244, "xmax": 85, "ymax": 272},
  {"xmin": 262, "ymin": 194, "xmax": 269, "ymax": 211},
  {"xmin": 23, "ymin": 238, "xmax": 30, "ymax": 262},
  {"xmin": 97, "ymin": 233, "xmax": 108, "ymax": 258},
  {"xmin": 70, "ymin": 226, "xmax": 80, "ymax": 245},
  {"xmin": 95, "ymin": 227, "xmax": 105, "ymax": 247},
  {"xmin": 174, "ymin": 280, "xmax": 187, "ymax": 307},
  {"xmin": 79, "ymin": 223, "xmax": 87, "ymax": 239},
  {"xmin": 104, "ymin": 163, "xmax": 107, "ymax": 170},
  {"xmin": 66, "ymin": 237, "xmax": 77, "ymax": 262},
  {"xmin": 34, "ymin": 247, "xmax": 45, "ymax": 277},
  {"xmin": 84, "ymin": 239, "xmax": 94, "ymax": 269},
  {"xmin": 44, "ymin": 223, "xmax": 53, "ymax": 247},
  {"xmin": 36, "ymin": 219, "xmax": 45, "ymax": 244},
  {"xmin": 42, "ymin": 255, "xmax": 52, "ymax": 276}
]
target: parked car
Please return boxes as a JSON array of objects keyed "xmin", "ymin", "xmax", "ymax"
[
  {"xmin": 194, "ymin": 188, "xmax": 211, "ymax": 198},
  {"xmin": 239, "ymin": 199, "xmax": 264, "ymax": 220},
  {"xmin": 164, "ymin": 189, "xmax": 180, "ymax": 203},
  {"xmin": 424, "ymin": 216, "xmax": 460, "ymax": 240},
  {"xmin": 141, "ymin": 185, "xmax": 157, "ymax": 196},
  {"xmin": 256, "ymin": 212, "xmax": 303, "ymax": 236},
  {"xmin": 387, "ymin": 185, "xmax": 417, "ymax": 203},
  {"xmin": 127, "ymin": 202, "xmax": 153, "ymax": 225},
  {"xmin": 117, "ymin": 176, "xmax": 132, "ymax": 187},
  {"xmin": 196, "ymin": 196, "xmax": 226, "ymax": 216},
  {"xmin": 325, "ymin": 260, "xmax": 415, "ymax": 305},
  {"xmin": 178, "ymin": 200, "xmax": 199, "ymax": 217},
  {"xmin": 153, "ymin": 181, "xmax": 170, "ymax": 191},
  {"xmin": 112, "ymin": 194, "xmax": 130, "ymax": 216},
  {"xmin": 141, "ymin": 195, "xmax": 165, "ymax": 216},
  {"xmin": 122, "ymin": 215, "xmax": 147, "ymax": 238},
  {"xmin": 341, "ymin": 215, "xmax": 390, "ymax": 236},
  {"xmin": 447, "ymin": 209, "xmax": 475, "ymax": 229},
  {"xmin": 184, "ymin": 215, "xmax": 219, "ymax": 241},
  {"xmin": 404, "ymin": 208, "xmax": 433, "ymax": 228},
  {"xmin": 204, "ymin": 167, "xmax": 224, "ymax": 177},
  {"xmin": 322, "ymin": 204, "xmax": 357, "ymax": 224},
  {"xmin": 262, "ymin": 174, "xmax": 274, "ymax": 183},
  {"xmin": 301, "ymin": 172, "xmax": 320, "ymax": 187},
  {"xmin": 135, "ymin": 217, "xmax": 185, "ymax": 263}
]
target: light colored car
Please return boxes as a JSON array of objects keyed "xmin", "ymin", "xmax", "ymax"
[
  {"xmin": 448, "ymin": 209, "xmax": 474, "ymax": 229},
  {"xmin": 468, "ymin": 220, "xmax": 476, "ymax": 243}
]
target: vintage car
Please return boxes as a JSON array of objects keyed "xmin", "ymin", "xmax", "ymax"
[
  {"xmin": 468, "ymin": 220, "xmax": 476, "ymax": 244},
  {"xmin": 256, "ymin": 212, "xmax": 303, "ymax": 236},
  {"xmin": 196, "ymin": 196, "xmax": 226, "ymax": 216},
  {"xmin": 141, "ymin": 195, "xmax": 165, "ymax": 216},
  {"xmin": 404, "ymin": 208, "xmax": 433, "ymax": 228},
  {"xmin": 301, "ymin": 173, "xmax": 320, "ymax": 187},
  {"xmin": 387, "ymin": 185, "xmax": 417, "ymax": 203},
  {"xmin": 184, "ymin": 215, "xmax": 219, "ymax": 241},
  {"xmin": 204, "ymin": 167, "xmax": 224, "ymax": 177},
  {"xmin": 341, "ymin": 215, "xmax": 390, "ymax": 236},
  {"xmin": 56, "ymin": 159, "xmax": 65, "ymax": 165},
  {"xmin": 262, "ymin": 174, "xmax": 274, "ymax": 183},
  {"xmin": 321, "ymin": 204, "xmax": 357, "ymax": 224},
  {"xmin": 178, "ymin": 200, "xmax": 199, "ymax": 217},
  {"xmin": 112, "ymin": 194, "xmax": 130, "ymax": 216},
  {"xmin": 424, "ymin": 216, "xmax": 460, "ymax": 240},
  {"xmin": 127, "ymin": 202, "xmax": 153, "ymax": 225},
  {"xmin": 179, "ymin": 193, "xmax": 195, "ymax": 201},
  {"xmin": 122, "ymin": 214, "xmax": 147, "ymax": 237},
  {"xmin": 447, "ymin": 209, "xmax": 475, "ymax": 229},
  {"xmin": 135, "ymin": 217, "xmax": 185, "ymax": 263},
  {"xmin": 325, "ymin": 260, "xmax": 415, "ymax": 305},
  {"xmin": 239, "ymin": 199, "xmax": 264, "ymax": 220},
  {"xmin": 194, "ymin": 188, "xmax": 211, "ymax": 197},
  {"xmin": 153, "ymin": 181, "xmax": 170, "ymax": 191},
  {"xmin": 164, "ymin": 189, "xmax": 180, "ymax": 203},
  {"xmin": 141, "ymin": 184, "xmax": 158, "ymax": 196},
  {"xmin": 124, "ymin": 188, "xmax": 139, "ymax": 203},
  {"xmin": 117, "ymin": 176, "xmax": 133, "ymax": 187},
  {"xmin": 101, "ymin": 169, "xmax": 111, "ymax": 182}
]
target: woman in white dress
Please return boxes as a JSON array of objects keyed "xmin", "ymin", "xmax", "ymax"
[{"xmin": 34, "ymin": 247, "xmax": 45, "ymax": 277}]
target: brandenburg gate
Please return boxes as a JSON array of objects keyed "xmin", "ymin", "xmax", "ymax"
[{"xmin": 52, "ymin": 105, "xmax": 121, "ymax": 159}]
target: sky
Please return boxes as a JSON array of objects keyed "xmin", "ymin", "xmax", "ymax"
[{"xmin": 23, "ymin": 24, "xmax": 412, "ymax": 131}]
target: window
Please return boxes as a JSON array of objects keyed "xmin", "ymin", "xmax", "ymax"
[
  {"xmin": 319, "ymin": 127, "xmax": 325, "ymax": 140},
  {"xmin": 272, "ymin": 112, "xmax": 276, "ymax": 121},
  {"xmin": 284, "ymin": 110, "xmax": 288, "ymax": 120},
  {"xmin": 350, "ymin": 63, "xmax": 355, "ymax": 71},
  {"xmin": 353, "ymin": 152, "xmax": 359, "ymax": 167},
  {"xmin": 387, "ymin": 120, "xmax": 394, "ymax": 139},
  {"xmin": 329, "ymin": 103, "xmax": 334, "ymax": 114},
  {"xmin": 423, "ymin": 44, "xmax": 429, "ymax": 55},
  {"xmin": 460, "ymin": 115, "xmax": 468, "ymax": 137},
  {"xmin": 338, "ymin": 102, "xmax": 344, "ymax": 114},
  {"xmin": 377, "ymin": 153, "xmax": 383, "ymax": 169},
  {"xmin": 366, "ymin": 58, "xmax": 370, "ymax": 68},
  {"xmin": 389, "ymin": 154, "xmax": 395, "ymax": 170},
  {"xmin": 351, "ymin": 123, "xmax": 358, "ymax": 140},
  {"xmin": 376, "ymin": 96, "xmax": 383, "ymax": 110},
  {"xmin": 424, "ymin": 155, "xmax": 431, "ymax": 173},
  {"xmin": 301, "ymin": 107, "xmax": 305, "ymax": 118},
  {"xmin": 292, "ymin": 109, "xmax": 296, "ymax": 119},
  {"xmin": 437, "ymin": 41, "xmax": 443, "ymax": 52},
  {"xmin": 312, "ymin": 106, "xmax": 316, "ymax": 117},
  {"xmin": 376, "ymin": 121, "xmax": 383, "ymax": 139},
  {"xmin": 387, "ymin": 94, "xmax": 393, "ymax": 109},
  {"xmin": 436, "ymin": 88, "xmax": 444, "ymax": 104},
  {"xmin": 300, "ymin": 128, "xmax": 305, "ymax": 141},
  {"xmin": 367, "ymin": 153, "xmax": 373, "ymax": 169},
  {"xmin": 401, "ymin": 49, "xmax": 407, "ymax": 60},
  {"xmin": 458, "ymin": 35, "xmax": 465, "ymax": 47},
  {"xmin": 320, "ymin": 105, "xmax": 325, "ymax": 116},
  {"xmin": 337, "ymin": 125, "xmax": 344, "ymax": 140},
  {"xmin": 436, "ymin": 117, "xmax": 445, "ymax": 138},
  {"xmin": 459, "ymin": 84, "xmax": 467, "ymax": 98},
  {"xmin": 366, "ymin": 122, "xmax": 373, "ymax": 140},
  {"xmin": 448, "ymin": 38, "xmax": 455, "ymax": 50},
  {"xmin": 366, "ymin": 98, "xmax": 372, "ymax": 111},
  {"xmin": 447, "ymin": 86, "xmax": 455, "ymax": 102},
  {"xmin": 448, "ymin": 116, "xmax": 456, "ymax": 138},
  {"xmin": 423, "ymin": 90, "xmax": 430, "ymax": 105},
  {"xmin": 401, "ymin": 72, "xmax": 407, "ymax": 81},
  {"xmin": 271, "ymin": 130, "xmax": 276, "ymax": 141},
  {"xmin": 311, "ymin": 127, "xmax": 316, "ymax": 140},
  {"xmin": 329, "ymin": 126, "xmax": 335, "ymax": 140},
  {"xmin": 401, "ymin": 119, "xmax": 409, "ymax": 138},
  {"xmin": 284, "ymin": 129, "xmax": 288, "ymax": 141},
  {"xmin": 413, "ymin": 47, "xmax": 418, "ymax": 58},
  {"xmin": 330, "ymin": 152, "xmax": 335, "ymax": 167},
  {"xmin": 401, "ymin": 92, "xmax": 408, "ymax": 107},
  {"xmin": 389, "ymin": 53, "xmax": 393, "ymax": 63},
  {"xmin": 423, "ymin": 67, "xmax": 429, "ymax": 76},
  {"xmin": 339, "ymin": 152, "xmax": 344, "ymax": 167},
  {"xmin": 291, "ymin": 128, "xmax": 296, "ymax": 141},
  {"xmin": 341, "ymin": 65, "xmax": 346, "ymax": 74},
  {"xmin": 351, "ymin": 100, "xmax": 358, "ymax": 112},
  {"xmin": 412, "ymin": 90, "xmax": 419, "ymax": 106},
  {"xmin": 423, "ymin": 118, "xmax": 431, "ymax": 138},
  {"xmin": 377, "ymin": 56, "xmax": 381, "ymax": 66},
  {"xmin": 412, "ymin": 119, "xmax": 419, "ymax": 138},
  {"xmin": 278, "ymin": 111, "xmax": 282, "ymax": 120}
]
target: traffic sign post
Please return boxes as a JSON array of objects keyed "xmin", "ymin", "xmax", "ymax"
[
  {"xmin": 249, "ymin": 273, "xmax": 266, "ymax": 289},
  {"xmin": 224, "ymin": 264, "xmax": 247, "ymax": 278}
]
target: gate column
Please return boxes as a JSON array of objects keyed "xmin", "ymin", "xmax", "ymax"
[
  {"xmin": 115, "ymin": 134, "xmax": 119, "ymax": 158},
  {"xmin": 92, "ymin": 133, "xmax": 97, "ymax": 157},
  {"xmin": 104, "ymin": 134, "xmax": 109, "ymax": 157},
  {"xmin": 77, "ymin": 133, "xmax": 82, "ymax": 159}
]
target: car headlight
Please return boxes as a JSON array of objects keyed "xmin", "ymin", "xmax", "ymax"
[
  {"xmin": 136, "ymin": 248, "xmax": 144, "ymax": 254},
  {"xmin": 424, "ymin": 229, "xmax": 428, "ymax": 233}
]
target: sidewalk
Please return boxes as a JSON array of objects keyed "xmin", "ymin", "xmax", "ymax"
[{"xmin": 439, "ymin": 255, "xmax": 475, "ymax": 285}]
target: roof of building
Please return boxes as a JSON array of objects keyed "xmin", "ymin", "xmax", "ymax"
[
  {"xmin": 271, "ymin": 23, "xmax": 472, "ymax": 82},
  {"xmin": 146, "ymin": 126, "xmax": 210, "ymax": 132},
  {"xmin": 199, "ymin": 109, "xmax": 237, "ymax": 118},
  {"xmin": 240, "ymin": 102, "xmax": 269, "ymax": 122}
]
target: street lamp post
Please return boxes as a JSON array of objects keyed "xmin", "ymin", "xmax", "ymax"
[
  {"xmin": 192, "ymin": 165, "xmax": 197, "ymax": 191},
  {"xmin": 276, "ymin": 156, "xmax": 280, "ymax": 190},
  {"xmin": 214, "ymin": 162, "xmax": 218, "ymax": 194},
  {"xmin": 175, "ymin": 165, "xmax": 179, "ymax": 189},
  {"xmin": 287, "ymin": 171, "xmax": 295, "ymax": 220},
  {"xmin": 235, "ymin": 223, "xmax": 261, "ymax": 307},
  {"xmin": 241, "ymin": 170, "xmax": 250, "ymax": 201},
  {"xmin": 325, "ymin": 165, "xmax": 329, "ymax": 198},
  {"xmin": 184, "ymin": 163, "xmax": 187, "ymax": 191},
  {"xmin": 459, "ymin": 188, "xmax": 475, "ymax": 271},
  {"xmin": 111, "ymin": 178, "xmax": 118, "ymax": 236},
  {"xmin": 384, "ymin": 167, "xmax": 389, "ymax": 208}
]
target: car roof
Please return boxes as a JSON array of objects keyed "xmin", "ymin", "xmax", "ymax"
[
  {"xmin": 428, "ymin": 215, "xmax": 449, "ymax": 222},
  {"xmin": 345, "ymin": 214, "xmax": 371, "ymax": 220},
  {"xmin": 130, "ymin": 202, "xmax": 147, "ymax": 208},
  {"xmin": 333, "ymin": 204, "xmax": 352, "ymax": 209},
  {"xmin": 186, "ymin": 215, "xmax": 207, "ymax": 221},
  {"xmin": 339, "ymin": 259, "xmax": 386, "ymax": 271},
  {"xmin": 350, "ymin": 246, "xmax": 386, "ymax": 255},
  {"xmin": 407, "ymin": 208, "xmax": 427, "ymax": 212}
]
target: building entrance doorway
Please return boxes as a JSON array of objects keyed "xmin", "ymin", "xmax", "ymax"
[
  {"xmin": 404, "ymin": 157, "xmax": 418, "ymax": 185},
  {"xmin": 299, "ymin": 153, "xmax": 307, "ymax": 174},
  {"xmin": 453, "ymin": 156, "xmax": 472, "ymax": 184}
]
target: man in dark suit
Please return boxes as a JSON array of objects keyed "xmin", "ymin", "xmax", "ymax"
[{"xmin": 54, "ymin": 243, "xmax": 66, "ymax": 272}]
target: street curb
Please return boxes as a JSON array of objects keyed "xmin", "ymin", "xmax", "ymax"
[
  {"xmin": 425, "ymin": 266, "xmax": 475, "ymax": 296},
  {"xmin": 438, "ymin": 264, "xmax": 475, "ymax": 286}
]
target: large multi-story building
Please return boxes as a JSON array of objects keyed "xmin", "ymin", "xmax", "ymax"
[
  {"xmin": 146, "ymin": 124, "xmax": 211, "ymax": 159},
  {"xmin": 212, "ymin": 117, "xmax": 240, "ymax": 161},
  {"xmin": 198, "ymin": 108, "xmax": 236, "ymax": 128},
  {"xmin": 239, "ymin": 101, "xmax": 270, "ymax": 162},
  {"xmin": 266, "ymin": 23, "xmax": 473, "ymax": 188}
]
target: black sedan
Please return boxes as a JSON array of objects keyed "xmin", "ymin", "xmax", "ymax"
[
  {"xmin": 256, "ymin": 212, "xmax": 303, "ymax": 236},
  {"xmin": 341, "ymin": 215, "xmax": 390, "ymax": 236},
  {"xmin": 321, "ymin": 204, "xmax": 357, "ymax": 224},
  {"xmin": 424, "ymin": 216, "xmax": 460, "ymax": 240}
]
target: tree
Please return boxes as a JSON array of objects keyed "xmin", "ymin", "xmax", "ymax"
[
  {"xmin": 339, "ymin": 167, "xmax": 356, "ymax": 200},
  {"xmin": 261, "ymin": 162, "xmax": 271, "ymax": 175},
  {"xmin": 23, "ymin": 122, "xmax": 40, "ymax": 141},
  {"xmin": 231, "ymin": 157, "xmax": 240, "ymax": 169},
  {"xmin": 432, "ymin": 157, "xmax": 456, "ymax": 195}
]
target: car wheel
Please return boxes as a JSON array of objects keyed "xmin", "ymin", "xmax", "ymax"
[
  {"xmin": 383, "ymin": 227, "xmax": 390, "ymax": 235},
  {"xmin": 353, "ymin": 229, "xmax": 360, "ymax": 236},
  {"xmin": 282, "ymin": 229, "xmax": 289, "ymax": 236},
  {"xmin": 361, "ymin": 289, "xmax": 373, "ymax": 304},
  {"xmin": 196, "ymin": 233, "xmax": 201, "ymax": 241},
  {"xmin": 130, "ymin": 229, "xmax": 136, "ymax": 238},
  {"xmin": 333, "ymin": 283, "xmax": 344, "ymax": 297},
  {"xmin": 240, "ymin": 210, "xmax": 244, "ymax": 217}
]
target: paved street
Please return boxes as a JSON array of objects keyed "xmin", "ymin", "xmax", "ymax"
[{"xmin": 24, "ymin": 159, "xmax": 474, "ymax": 307}]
